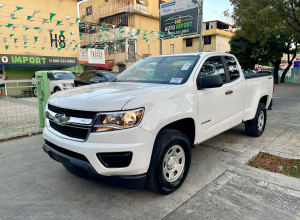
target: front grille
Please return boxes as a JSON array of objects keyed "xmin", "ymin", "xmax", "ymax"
[
  {"xmin": 49, "ymin": 121, "xmax": 89, "ymax": 140},
  {"xmin": 45, "ymin": 140, "xmax": 89, "ymax": 162},
  {"xmin": 48, "ymin": 104, "xmax": 98, "ymax": 119}
]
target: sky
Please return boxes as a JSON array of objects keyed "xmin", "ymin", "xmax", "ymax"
[{"xmin": 203, "ymin": 0, "xmax": 233, "ymax": 24}]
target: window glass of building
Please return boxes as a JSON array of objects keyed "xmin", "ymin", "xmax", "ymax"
[
  {"xmin": 86, "ymin": 6, "xmax": 93, "ymax": 16},
  {"xmin": 204, "ymin": 36, "xmax": 211, "ymax": 45},
  {"xmin": 186, "ymin": 38, "xmax": 193, "ymax": 47},
  {"xmin": 224, "ymin": 56, "xmax": 240, "ymax": 81},
  {"xmin": 199, "ymin": 56, "xmax": 227, "ymax": 82}
]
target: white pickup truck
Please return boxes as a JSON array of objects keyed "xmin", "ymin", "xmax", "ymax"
[{"xmin": 43, "ymin": 52, "xmax": 274, "ymax": 195}]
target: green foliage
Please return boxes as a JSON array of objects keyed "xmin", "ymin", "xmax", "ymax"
[
  {"xmin": 228, "ymin": 0, "xmax": 300, "ymax": 83},
  {"xmin": 229, "ymin": 33, "xmax": 258, "ymax": 69}
]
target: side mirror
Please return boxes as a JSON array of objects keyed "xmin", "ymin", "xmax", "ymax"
[{"xmin": 197, "ymin": 75, "xmax": 223, "ymax": 89}]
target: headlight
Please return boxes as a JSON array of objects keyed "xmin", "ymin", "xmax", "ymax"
[{"xmin": 93, "ymin": 108, "xmax": 144, "ymax": 132}]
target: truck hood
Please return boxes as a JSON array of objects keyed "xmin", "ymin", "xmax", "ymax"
[{"xmin": 48, "ymin": 82, "xmax": 174, "ymax": 111}]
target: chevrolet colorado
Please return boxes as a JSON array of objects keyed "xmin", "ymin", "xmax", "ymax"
[{"xmin": 43, "ymin": 52, "xmax": 274, "ymax": 195}]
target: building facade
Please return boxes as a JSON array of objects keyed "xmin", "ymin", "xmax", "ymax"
[
  {"xmin": 0, "ymin": 0, "xmax": 82, "ymax": 81},
  {"xmin": 183, "ymin": 21, "xmax": 234, "ymax": 53},
  {"xmin": 78, "ymin": 1, "xmax": 234, "ymax": 72}
]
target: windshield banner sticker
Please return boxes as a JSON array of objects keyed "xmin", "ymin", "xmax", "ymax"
[
  {"xmin": 181, "ymin": 64, "xmax": 191, "ymax": 70},
  {"xmin": 170, "ymin": 78, "xmax": 183, "ymax": 83}
]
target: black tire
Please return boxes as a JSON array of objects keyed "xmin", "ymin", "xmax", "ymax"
[
  {"xmin": 54, "ymin": 87, "xmax": 61, "ymax": 93},
  {"xmin": 245, "ymin": 103, "xmax": 267, "ymax": 137},
  {"xmin": 146, "ymin": 129, "xmax": 192, "ymax": 195},
  {"xmin": 32, "ymin": 87, "xmax": 37, "ymax": 97}
]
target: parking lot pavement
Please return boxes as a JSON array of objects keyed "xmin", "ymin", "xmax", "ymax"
[
  {"xmin": 0, "ymin": 83, "xmax": 299, "ymax": 220},
  {"xmin": 164, "ymin": 171, "xmax": 300, "ymax": 220}
]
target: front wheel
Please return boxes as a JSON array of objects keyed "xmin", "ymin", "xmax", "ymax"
[
  {"xmin": 146, "ymin": 129, "xmax": 191, "ymax": 195},
  {"xmin": 245, "ymin": 103, "xmax": 267, "ymax": 137},
  {"xmin": 54, "ymin": 87, "xmax": 61, "ymax": 93},
  {"xmin": 33, "ymin": 87, "xmax": 37, "ymax": 97}
]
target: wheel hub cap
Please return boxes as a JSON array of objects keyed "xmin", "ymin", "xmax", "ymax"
[
  {"xmin": 258, "ymin": 111, "xmax": 265, "ymax": 131},
  {"xmin": 167, "ymin": 157, "xmax": 177, "ymax": 170}
]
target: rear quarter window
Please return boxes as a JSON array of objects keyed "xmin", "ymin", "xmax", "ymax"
[{"xmin": 224, "ymin": 56, "xmax": 240, "ymax": 82}]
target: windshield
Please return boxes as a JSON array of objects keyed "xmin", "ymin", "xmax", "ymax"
[
  {"xmin": 52, "ymin": 72, "xmax": 75, "ymax": 80},
  {"xmin": 115, "ymin": 56, "xmax": 199, "ymax": 84},
  {"xmin": 102, "ymin": 72, "xmax": 118, "ymax": 81}
]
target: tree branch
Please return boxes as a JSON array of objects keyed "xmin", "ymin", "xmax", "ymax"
[{"xmin": 286, "ymin": 18, "xmax": 300, "ymax": 33}]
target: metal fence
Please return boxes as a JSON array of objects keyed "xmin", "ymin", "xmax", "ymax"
[{"xmin": 0, "ymin": 79, "xmax": 45, "ymax": 140}]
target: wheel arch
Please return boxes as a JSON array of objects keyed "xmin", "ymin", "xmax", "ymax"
[{"xmin": 156, "ymin": 118, "xmax": 196, "ymax": 147}]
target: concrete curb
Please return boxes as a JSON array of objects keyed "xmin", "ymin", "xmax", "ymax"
[{"xmin": 227, "ymin": 146, "xmax": 300, "ymax": 192}]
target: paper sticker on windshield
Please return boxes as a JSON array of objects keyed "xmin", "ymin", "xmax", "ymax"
[
  {"xmin": 181, "ymin": 64, "xmax": 191, "ymax": 70},
  {"xmin": 53, "ymin": 75, "xmax": 58, "ymax": 78},
  {"xmin": 170, "ymin": 78, "xmax": 183, "ymax": 84}
]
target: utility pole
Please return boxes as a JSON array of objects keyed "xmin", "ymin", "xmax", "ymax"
[
  {"xmin": 192, "ymin": 0, "xmax": 203, "ymax": 52},
  {"xmin": 159, "ymin": 3, "xmax": 162, "ymax": 55}
]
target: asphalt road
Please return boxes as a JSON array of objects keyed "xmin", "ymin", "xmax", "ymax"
[{"xmin": 0, "ymin": 83, "xmax": 300, "ymax": 220}]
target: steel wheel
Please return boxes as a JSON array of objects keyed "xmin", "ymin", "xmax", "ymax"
[
  {"xmin": 258, "ymin": 111, "xmax": 265, "ymax": 131},
  {"xmin": 162, "ymin": 145, "xmax": 185, "ymax": 183},
  {"xmin": 33, "ymin": 87, "xmax": 37, "ymax": 97}
]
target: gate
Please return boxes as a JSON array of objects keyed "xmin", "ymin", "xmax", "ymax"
[{"xmin": 0, "ymin": 73, "xmax": 50, "ymax": 140}]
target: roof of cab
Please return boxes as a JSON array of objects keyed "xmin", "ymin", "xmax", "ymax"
[
  {"xmin": 35, "ymin": 70, "xmax": 72, "ymax": 73},
  {"xmin": 147, "ymin": 52, "xmax": 231, "ymax": 58}
]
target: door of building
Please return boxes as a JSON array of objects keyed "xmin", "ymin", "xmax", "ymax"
[
  {"xmin": 119, "ymin": 65, "xmax": 126, "ymax": 73},
  {"xmin": 128, "ymin": 43, "xmax": 136, "ymax": 63}
]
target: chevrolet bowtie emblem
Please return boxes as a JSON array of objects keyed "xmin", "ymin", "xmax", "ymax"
[{"xmin": 54, "ymin": 114, "xmax": 70, "ymax": 126}]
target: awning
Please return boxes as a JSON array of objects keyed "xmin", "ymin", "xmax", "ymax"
[{"xmin": 88, "ymin": 61, "xmax": 115, "ymax": 70}]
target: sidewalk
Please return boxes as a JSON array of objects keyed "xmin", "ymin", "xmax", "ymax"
[{"xmin": 0, "ymin": 83, "xmax": 299, "ymax": 220}]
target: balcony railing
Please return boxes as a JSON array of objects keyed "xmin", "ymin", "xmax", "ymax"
[{"xmin": 79, "ymin": 48, "xmax": 105, "ymax": 64}]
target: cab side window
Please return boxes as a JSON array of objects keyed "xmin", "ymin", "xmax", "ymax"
[
  {"xmin": 47, "ymin": 73, "xmax": 53, "ymax": 80},
  {"xmin": 199, "ymin": 56, "xmax": 227, "ymax": 83},
  {"xmin": 224, "ymin": 56, "xmax": 240, "ymax": 81}
]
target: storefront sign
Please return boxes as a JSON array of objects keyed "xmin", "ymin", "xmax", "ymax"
[
  {"xmin": 0, "ymin": 54, "xmax": 77, "ymax": 66},
  {"xmin": 160, "ymin": 7, "xmax": 199, "ymax": 38},
  {"xmin": 160, "ymin": 0, "xmax": 198, "ymax": 16},
  {"xmin": 294, "ymin": 61, "xmax": 300, "ymax": 68}
]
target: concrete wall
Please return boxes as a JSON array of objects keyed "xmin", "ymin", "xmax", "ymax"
[{"xmin": 182, "ymin": 29, "xmax": 233, "ymax": 53}]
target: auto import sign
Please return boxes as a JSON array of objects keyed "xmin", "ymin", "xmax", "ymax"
[
  {"xmin": 0, "ymin": 54, "xmax": 77, "ymax": 66},
  {"xmin": 160, "ymin": 0, "xmax": 199, "ymax": 38}
]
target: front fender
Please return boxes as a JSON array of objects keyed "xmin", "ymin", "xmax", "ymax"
[{"xmin": 122, "ymin": 83, "xmax": 198, "ymax": 137}]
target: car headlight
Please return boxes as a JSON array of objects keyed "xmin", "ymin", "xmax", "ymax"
[{"xmin": 93, "ymin": 108, "xmax": 144, "ymax": 132}]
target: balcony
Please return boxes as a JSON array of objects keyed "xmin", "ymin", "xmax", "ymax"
[
  {"xmin": 91, "ymin": 0, "xmax": 149, "ymax": 24},
  {"xmin": 79, "ymin": 48, "xmax": 105, "ymax": 64}
]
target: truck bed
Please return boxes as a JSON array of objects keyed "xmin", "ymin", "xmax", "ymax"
[{"xmin": 244, "ymin": 72, "xmax": 272, "ymax": 79}]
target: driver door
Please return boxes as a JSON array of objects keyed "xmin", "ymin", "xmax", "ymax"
[{"xmin": 196, "ymin": 56, "xmax": 234, "ymax": 141}]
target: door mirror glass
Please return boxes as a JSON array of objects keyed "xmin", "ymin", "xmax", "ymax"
[{"xmin": 198, "ymin": 75, "xmax": 223, "ymax": 89}]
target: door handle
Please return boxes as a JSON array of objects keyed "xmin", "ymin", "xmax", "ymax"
[{"xmin": 225, "ymin": 90, "xmax": 233, "ymax": 95}]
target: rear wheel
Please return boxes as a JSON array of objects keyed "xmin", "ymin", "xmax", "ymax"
[
  {"xmin": 245, "ymin": 103, "xmax": 267, "ymax": 137},
  {"xmin": 146, "ymin": 129, "xmax": 191, "ymax": 195}
]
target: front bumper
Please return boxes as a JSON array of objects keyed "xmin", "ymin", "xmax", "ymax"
[{"xmin": 43, "ymin": 142, "xmax": 147, "ymax": 190}]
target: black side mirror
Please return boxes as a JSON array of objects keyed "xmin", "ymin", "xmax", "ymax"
[{"xmin": 197, "ymin": 75, "xmax": 223, "ymax": 89}]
